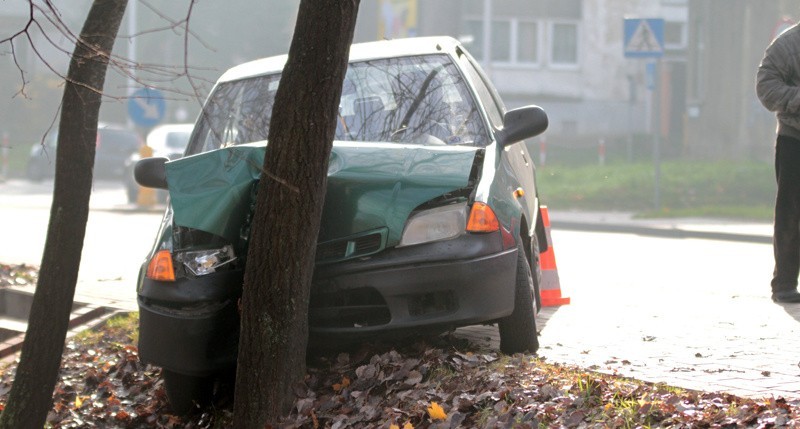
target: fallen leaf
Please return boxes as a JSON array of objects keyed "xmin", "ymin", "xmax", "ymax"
[
  {"xmin": 405, "ymin": 370, "xmax": 423, "ymax": 385},
  {"xmin": 428, "ymin": 401, "xmax": 447, "ymax": 420},
  {"xmin": 332, "ymin": 376, "xmax": 351, "ymax": 392},
  {"xmin": 74, "ymin": 395, "xmax": 86, "ymax": 409},
  {"xmin": 114, "ymin": 410, "xmax": 130, "ymax": 422}
]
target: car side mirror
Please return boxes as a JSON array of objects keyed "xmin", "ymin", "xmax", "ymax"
[
  {"xmin": 134, "ymin": 157, "xmax": 169, "ymax": 189},
  {"xmin": 496, "ymin": 105, "xmax": 548, "ymax": 148}
]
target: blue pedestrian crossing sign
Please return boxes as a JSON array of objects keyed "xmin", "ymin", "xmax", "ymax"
[
  {"xmin": 624, "ymin": 18, "xmax": 664, "ymax": 58},
  {"xmin": 128, "ymin": 87, "xmax": 166, "ymax": 128}
]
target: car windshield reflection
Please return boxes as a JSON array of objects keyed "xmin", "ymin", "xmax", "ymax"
[{"xmin": 188, "ymin": 54, "xmax": 488, "ymax": 156}]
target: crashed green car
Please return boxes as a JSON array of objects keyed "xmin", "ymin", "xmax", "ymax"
[{"xmin": 134, "ymin": 36, "xmax": 549, "ymax": 412}]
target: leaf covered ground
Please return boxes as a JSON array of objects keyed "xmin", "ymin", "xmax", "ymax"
[{"xmin": 1, "ymin": 263, "xmax": 800, "ymax": 428}]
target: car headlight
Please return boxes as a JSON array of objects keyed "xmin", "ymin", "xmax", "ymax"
[
  {"xmin": 176, "ymin": 245, "xmax": 237, "ymax": 276},
  {"xmin": 398, "ymin": 203, "xmax": 467, "ymax": 247}
]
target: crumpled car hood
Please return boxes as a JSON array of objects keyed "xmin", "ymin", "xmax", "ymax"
[{"xmin": 165, "ymin": 141, "xmax": 479, "ymax": 247}]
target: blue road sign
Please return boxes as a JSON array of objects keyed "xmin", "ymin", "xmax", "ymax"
[
  {"xmin": 128, "ymin": 88, "xmax": 166, "ymax": 128},
  {"xmin": 624, "ymin": 18, "xmax": 664, "ymax": 58}
]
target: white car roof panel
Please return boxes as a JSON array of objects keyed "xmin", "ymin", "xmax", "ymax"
[{"xmin": 218, "ymin": 36, "xmax": 461, "ymax": 84}]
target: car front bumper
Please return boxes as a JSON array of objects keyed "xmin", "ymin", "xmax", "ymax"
[
  {"xmin": 309, "ymin": 232, "xmax": 517, "ymax": 336},
  {"xmin": 137, "ymin": 231, "xmax": 517, "ymax": 375}
]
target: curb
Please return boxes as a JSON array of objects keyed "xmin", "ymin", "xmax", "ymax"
[
  {"xmin": 0, "ymin": 287, "xmax": 120, "ymax": 363},
  {"xmin": 551, "ymin": 220, "xmax": 772, "ymax": 244}
]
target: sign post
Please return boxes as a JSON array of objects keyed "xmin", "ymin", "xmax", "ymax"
[{"xmin": 624, "ymin": 18, "xmax": 664, "ymax": 212}]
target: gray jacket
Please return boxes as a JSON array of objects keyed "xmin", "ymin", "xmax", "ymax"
[{"xmin": 757, "ymin": 23, "xmax": 800, "ymax": 140}]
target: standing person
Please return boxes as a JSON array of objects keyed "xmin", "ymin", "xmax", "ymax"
[{"xmin": 756, "ymin": 22, "xmax": 800, "ymax": 303}]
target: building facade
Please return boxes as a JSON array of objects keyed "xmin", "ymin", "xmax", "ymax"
[
  {"xmin": 360, "ymin": 0, "xmax": 690, "ymax": 161},
  {"xmin": 686, "ymin": 1, "xmax": 796, "ymax": 160}
]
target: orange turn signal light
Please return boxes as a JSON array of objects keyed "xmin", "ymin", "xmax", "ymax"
[
  {"xmin": 146, "ymin": 250, "xmax": 176, "ymax": 281},
  {"xmin": 466, "ymin": 202, "xmax": 500, "ymax": 232}
]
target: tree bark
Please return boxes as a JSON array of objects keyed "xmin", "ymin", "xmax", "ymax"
[
  {"xmin": 0, "ymin": 1, "xmax": 128, "ymax": 427},
  {"xmin": 233, "ymin": 0, "xmax": 359, "ymax": 426}
]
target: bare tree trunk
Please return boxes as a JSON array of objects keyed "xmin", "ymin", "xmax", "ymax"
[
  {"xmin": 233, "ymin": 0, "xmax": 359, "ymax": 426},
  {"xmin": 0, "ymin": 1, "xmax": 128, "ymax": 427}
]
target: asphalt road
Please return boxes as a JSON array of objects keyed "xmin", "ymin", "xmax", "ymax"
[{"xmin": 0, "ymin": 178, "xmax": 163, "ymax": 309}]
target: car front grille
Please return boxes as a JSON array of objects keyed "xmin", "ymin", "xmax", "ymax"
[
  {"xmin": 309, "ymin": 286, "xmax": 390, "ymax": 328},
  {"xmin": 315, "ymin": 229, "xmax": 386, "ymax": 264}
]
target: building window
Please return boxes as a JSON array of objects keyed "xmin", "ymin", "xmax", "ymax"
[
  {"xmin": 463, "ymin": 17, "xmax": 580, "ymax": 67},
  {"xmin": 550, "ymin": 22, "xmax": 578, "ymax": 66},
  {"xmin": 463, "ymin": 18, "xmax": 541, "ymax": 66},
  {"xmin": 491, "ymin": 20, "xmax": 511, "ymax": 62}
]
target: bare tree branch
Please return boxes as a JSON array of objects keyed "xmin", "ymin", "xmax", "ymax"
[
  {"xmin": 1, "ymin": 0, "xmax": 218, "ymax": 120},
  {"xmin": 138, "ymin": 0, "xmax": 215, "ymax": 52},
  {"xmin": 9, "ymin": 42, "xmax": 29, "ymax": 98}
]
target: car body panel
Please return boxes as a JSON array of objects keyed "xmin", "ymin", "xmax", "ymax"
[{"xmin": 165, "ymin": 141, "xmax": 477, "ymax": 246}]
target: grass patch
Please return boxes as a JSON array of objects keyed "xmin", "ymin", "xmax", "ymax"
[
  {"xmin": 537, "ymin": 161, "xmax": 775, "ymax": 220},
  {"xmin": 74, "ymin": 311, "xmax": 138, "ymax": 345}
]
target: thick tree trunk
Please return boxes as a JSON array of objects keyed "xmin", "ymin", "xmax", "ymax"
[
  {"xmin": 0, "ymin": 1, "xmax": 127, "ymax": 427},
  {"xmin": 233, "ymin": 0, "xmax": 359, "ymax": 426}
]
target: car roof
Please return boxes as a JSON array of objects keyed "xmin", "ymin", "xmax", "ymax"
[{"xmin": 217, "ymin": 36, "xmax": 462, "ymax": 84}]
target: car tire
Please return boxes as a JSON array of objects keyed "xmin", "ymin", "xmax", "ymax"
[
  {"xmin": 498, "ymin": 239, "xmax": 540, "ymax": 355},
  {"xmin": 162, "ymin": 370, "xmax": 214, "ymax": 415}
]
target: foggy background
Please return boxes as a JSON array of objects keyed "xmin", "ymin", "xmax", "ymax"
[{"xmin": 0, "ymin": 0, "xmax": 794, "ymax": 170}]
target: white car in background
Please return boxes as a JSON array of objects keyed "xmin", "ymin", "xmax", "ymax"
[{"xmin": 124, "ymin": 123, "xmax": 194, "ymax": 203}]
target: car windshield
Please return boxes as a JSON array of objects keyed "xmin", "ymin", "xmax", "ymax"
[{"xmin": 187, "ymin": 54, "xmax": 489, "ymax": 156}]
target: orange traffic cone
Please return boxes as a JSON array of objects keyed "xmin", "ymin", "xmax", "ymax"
[{"xmin": 539, "ymin": 206, "xmax": 570, "ymax": 306}]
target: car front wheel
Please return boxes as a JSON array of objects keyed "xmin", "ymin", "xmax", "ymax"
[{"xmin": 498, "ymin": 239, "xmax": 540, "ymax": 354}]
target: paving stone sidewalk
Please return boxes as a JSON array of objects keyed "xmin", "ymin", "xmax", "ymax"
[{"xmin": 457, "ymin": 211, "xmax": 800, "ymax": 401}]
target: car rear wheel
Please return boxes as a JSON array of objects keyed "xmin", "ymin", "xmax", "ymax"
[
  {"xmin": 162, "ymin": 369, "xmax": 214, "ymax": 415},
  {"xmin": 498, "ymin": 239, "xmax": 540, "ymax": 354}
]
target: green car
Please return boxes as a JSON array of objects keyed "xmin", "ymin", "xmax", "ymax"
[{"xmin": 134, "ymin": 36, "xmax": 549, "ymax": 413}]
